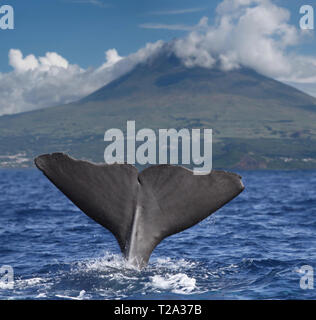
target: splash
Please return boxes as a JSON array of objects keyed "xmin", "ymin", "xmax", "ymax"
[{"xmin": 150, "ymin": 273, "xmax": 196, "ymax": 294}]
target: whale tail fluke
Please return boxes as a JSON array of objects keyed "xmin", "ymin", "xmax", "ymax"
[{"xmin": 35, "ymin": 153, "xmax": 244, "ymax": 269}]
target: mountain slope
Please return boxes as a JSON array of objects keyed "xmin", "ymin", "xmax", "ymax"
[{"xmin": 0, "ymin": 52, "xmax": 316, "ymax": 169}]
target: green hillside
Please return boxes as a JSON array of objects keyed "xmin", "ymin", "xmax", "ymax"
[{"xmin": 0, "ymin": 52, "xmax": 316, "ymax": 169}]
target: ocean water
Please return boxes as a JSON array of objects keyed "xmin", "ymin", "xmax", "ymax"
[{"xmin": 0, "ymin": 169, "xmax": 315, "ymax": 300}]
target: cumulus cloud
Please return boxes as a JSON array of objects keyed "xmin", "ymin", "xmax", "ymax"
[
  {"xmin": 172, "ymin": 0, "xmax": 316, "ymax": 85},
  {"xmin": 0, "ymin": 41, "xmax": 164, "ymax": 115}
]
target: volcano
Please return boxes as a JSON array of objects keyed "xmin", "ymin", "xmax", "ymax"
[{"xmin": 0, "ymin": 51, "xmax": 316, "ymax": 169}]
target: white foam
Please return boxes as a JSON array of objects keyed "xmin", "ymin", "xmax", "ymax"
[
  {"xmin": 11, "ymin": 255, "xmax": 206, "ymax": 299},
  {"xmin": 74, "ymin": 252, "xmax": 134, "ymax": 272},
  {"xmin": 15, "ymin": 277, "xmax": 47, "ymax": 288},
  {"xmin": 150, "ymin": 273, "xmax": 196, "ymax": 294},
  {"xmin": 152, "ymin": 257, "xmax": 197, "ymax": 271}
]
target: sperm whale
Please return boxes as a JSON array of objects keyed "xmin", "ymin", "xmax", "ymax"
[{"xmin": 35, "ymin": 153, "xmax": 244, "ymax": 269}]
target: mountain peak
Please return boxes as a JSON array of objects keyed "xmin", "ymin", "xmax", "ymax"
[{"xmin": 81, "ymin": 48, "xmax": 309, "ymax": 106}]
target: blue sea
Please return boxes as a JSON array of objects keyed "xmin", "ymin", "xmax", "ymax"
[{"xmin": 0, "ymin": 169, "xmax": 315, "ymax": 300}]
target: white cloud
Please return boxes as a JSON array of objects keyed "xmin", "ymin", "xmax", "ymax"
[
  {"xmin": 9, "ymin": 50, "xmax": 39, "ymax": 72},
  {"xmin": 0, "ymin": 41, "xmax": 164, "ymax": 116},
  {"xmin": 139, "ymin": 23, "xmax": 194, "ymax": 31},
  {"xmin": 149, "ymin": 8, "xmax": 205, "ymax": 15},
  {"xmin": 172, "ymin": 0, "xmax": 316, "ymax": 89},
  {"xmin": 98, "ymin": 49, "xmax": 123, "ymax": 70},
  {"xmin": 9, "ymin": 50, "xmax": 69, "ymax": 73}
]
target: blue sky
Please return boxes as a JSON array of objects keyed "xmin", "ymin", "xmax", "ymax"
[
  {"xmin": 1, "ymin": 0, "xmax": 214, "ymax": 71},
  {"xmin": 0, "ymin": 0, "xmax": 311, "ymax": 71},
  {"xmin": 0, "ymin": 0, "xmax": 316, "ymax": 115}
]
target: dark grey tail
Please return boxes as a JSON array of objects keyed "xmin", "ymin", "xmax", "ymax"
[{"xmin": 35, "ymin": 153, "xmax": 244, "ymax": 269}]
